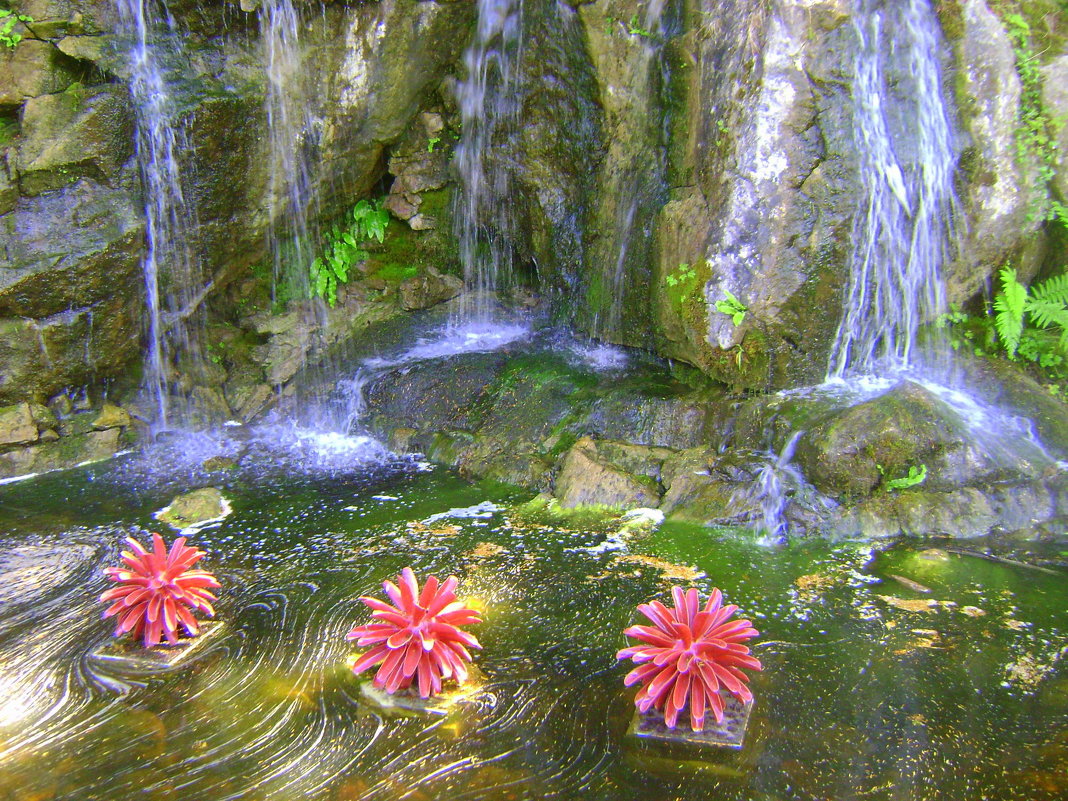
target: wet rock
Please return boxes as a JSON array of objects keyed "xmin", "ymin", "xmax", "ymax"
[
  {"xmin": 653, "ymin": 0, "xmax": 852, "ymax": 389},
  {"xmin": 554, "ymin": 437, "xmax": 660, "ymax": 509},
  {"xmin": 0, "ymin": 402, "xmax": 38, "ymax": 448},
  {"xmin": 92, "ymin": 402, "xmax": 131, "ymax": 430},
  {"xmin": 156, "ymin": 487, "xmax": 231, "ymax": 530},
  {"xmin": 16, "ymin": 83, "xmax": 135, "ymax": 195},
  {"xmin": 0, "ymin": 39, "xmax": 82, "ymax": 106},
  {"xmin": 0, "ymin": 426, "xmax": 121, "ymax": 478},
  {"xmin": 946, "ymin": 0, "xmax": 1042, "ymax": 296},
  {"xmin": 1041, "ymin": 54, "xmax": 1068, "ymax": 204},
  {"xmin": 794, "ymin": 381, "xmax": 1033, "ymax": 498},
  {"xmin": 399, "ymin": 267, "xmax": 463, "ymax": 311}
]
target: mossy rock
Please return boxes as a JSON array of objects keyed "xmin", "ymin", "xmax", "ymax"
[{"xmin": 156, "ymin": 488, "xmax": 231, "ymax": 530}]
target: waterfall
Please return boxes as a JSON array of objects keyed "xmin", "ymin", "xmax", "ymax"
[
  {"xmin": 827, "ymin": 0, "xmax": 958, "ymax": 380},
  {"xmin": 115, "ymin": 0, "xmax": 202, "ymax": 430},
  {"xmin": 453, "ymin": 0, "xmax": 524, "ymax": 319},
  {"xmin": 261, "ymin": 0, "xmax": 319, "ymax": 307}
]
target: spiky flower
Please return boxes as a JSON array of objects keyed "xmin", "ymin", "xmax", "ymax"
[
  {"xmin": 347, "ymin": 567, "xmax": 481, "ymax": 698},
  {"xmin": 100, "ymin": 532, "xmax": 220, "ymax": 648},
  {"xmin": 617, "ymin": 586, "xmax": 762, "ymax": 731}
]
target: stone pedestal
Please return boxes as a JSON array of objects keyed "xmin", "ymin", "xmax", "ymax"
[
  {"xmin": 628, "ymin": 692, "xmax": 753, "ymax": 749},
  {"xmin": 355, "ymin": 664, "xmax": 485, "ymax": 717},
  {"xmin": 89, "ymin": 621, "xmax": 226, "ymax": 671}
]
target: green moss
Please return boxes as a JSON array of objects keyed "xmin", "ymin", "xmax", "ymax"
[
  {"xmin": 370, "ymin": 263, "xmax": 419, "ymax": 283},
  {"xmin": 935, "ymin": 0, "xmax": 966, "ymax": 41}
]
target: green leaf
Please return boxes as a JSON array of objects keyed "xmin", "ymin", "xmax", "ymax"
[
  {"xmin": 884, "ymin": 464, "xmax": 927, "ymax": 491},
  {"xmin": 993, "ymin": 267, "xmax": 1027, "ymax": 357}
]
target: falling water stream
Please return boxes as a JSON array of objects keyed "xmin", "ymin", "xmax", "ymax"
[
  {"xmin": 116, "ymin": 0, "xmax": 204, "ymax": 431},
  {"xmin": 453, "ymin": 0, "xmax": 525, "ymax": 320},
  {"xmin": 828, "ymin": 0, "xmax": 957, "ymax": 379},
  {"xmin": 262, "ymin": 0, "xmax": 320, "ymax": 309}
]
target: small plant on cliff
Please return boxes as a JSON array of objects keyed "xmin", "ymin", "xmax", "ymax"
[
  {"xmin": 309, "ymin": 198, "xmax": 390, "ymax": 307},
  {"xmin": 618, "ymin": 586, "xmax": 762, "ymax": 731},
  {"xmin": 715, "ymin": 289, "xmax": 748, "ymax": 327},
  {"xmin": 100, "ymin": 532, "xmax": 221, "ymax": 648},
  {"xmin": 0, "ymin": 8, "xmax": 32, "ymax": 48},
  {"xmin": 347, "ymin": 567, "xmax": 482, "ymax": 698},
  {"xmin": 879, "ymin": 463, "xmax": 927, "ymax": 491},
  {"xmin": 1002, "ymin": 12, "xmax": 1065, "ymax": 230}
]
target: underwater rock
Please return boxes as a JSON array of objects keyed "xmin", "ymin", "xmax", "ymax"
[
  {"xmin": 0, "ymin": 542, "xmax": 100, "ymax": 607},
  {"xmin": 156, "ymin": 487, "xmax": 232, "ymax": 531}
]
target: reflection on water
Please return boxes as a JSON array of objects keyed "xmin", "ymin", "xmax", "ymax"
[{"xmin": 0, "ymin": 456, "xmax": 1065, "ymax": 800}]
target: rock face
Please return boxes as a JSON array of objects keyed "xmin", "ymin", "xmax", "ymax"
[
  {"xmin": 0, "ymin": 0, "xmax": 476, "ymax": 437},
  {"xmin": 944, "ymin": 0, "xmax": 1044, "ymax": 295}
]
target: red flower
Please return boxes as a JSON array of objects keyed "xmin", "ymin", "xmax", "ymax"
[
  {"xmin": 100, "ymin": 532, "xmax": 220, "ymax": 648},
  {"xmin": 617, "ymin": 586, "xmax": 762, "ymax": 731},
  {"xmin": 347, "ymin": 567, "xmax": 482, "ymax": 698}
]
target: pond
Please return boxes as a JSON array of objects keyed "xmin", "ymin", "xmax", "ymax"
[{"xmin": 0, "ymin": 443, "xmax": 1065, "ymax": 800}]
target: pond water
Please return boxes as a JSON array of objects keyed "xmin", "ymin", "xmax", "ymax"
[{"xmin": 0, "ymin": 446, "xmax": 1065, "ymax": 800}]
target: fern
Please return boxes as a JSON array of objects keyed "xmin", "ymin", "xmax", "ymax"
[
  {"xmin": 993, "ymin": 267, "xmax": 1027, "ymax": 357},
  {"xmin": 1028, "ymin": 273, "xmax": 1068, "ymax": 307}
]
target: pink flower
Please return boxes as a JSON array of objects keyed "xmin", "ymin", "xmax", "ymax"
[
  {"xmin": 347, "ymin": 567, "xmax": 482, "ymax": 698},
  {"xmin": 617, "ymin": 586, "xmax": 762, "ymax": 731},
  {"xmin": 100, "ymin": 532, "xmax": 220, "ymax": 648}
]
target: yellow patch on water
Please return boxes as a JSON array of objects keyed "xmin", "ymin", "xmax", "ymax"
[
  {"xmin": 611, "ymin": 554, "xmax": 704, "ymax": 582},
  {"xmin": 467, "ymin": 542, "xmax": 508, "ymax": 559}
]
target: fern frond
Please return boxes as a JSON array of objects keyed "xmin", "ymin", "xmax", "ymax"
[
  {"xmin": 993, "ymin": 267, "xmax": 1027, "ymax": 357},
  {"xmin": 1029, "ymin": 273, "xmax": 1068, "ymax": 307},
  {"xmin": 1024, "ymin": 299, "xmax": 1068, "ymax": 350}
]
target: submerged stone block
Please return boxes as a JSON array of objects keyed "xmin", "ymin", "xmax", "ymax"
[
  {"xmin": 356, "ymin": 664, "xmax": 485, "ymax": 717},
  {"xmin": 629, "ymin": 693, "xmax": 753, "ymax": 750},
  {"xmin": 89, "ymin": 620, "xmax": 226, "ymax": 671}
]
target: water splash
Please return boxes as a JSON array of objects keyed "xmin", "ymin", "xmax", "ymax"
[
  {"xmin": 828, "ymin": 0, "xmax": 958, "ymax": 379},
  {"xmin": 116, "ymin": 0, "xmax": 203, "ymax": 430},
  {"xmin": 453, "ymin": 0, "xmax": 525, "ymax": 319},
  {"xmin": 752, "ymin": 432, "xmax": 805, "ymax": 544}
]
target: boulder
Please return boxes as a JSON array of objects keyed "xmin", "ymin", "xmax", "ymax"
[
  {"xmin": 0, "ymin": 402, "xmax": 38, "ymax": 447},
  {"xmin": 0, "ymin": 39, "xmax": 81, "ymax": 106},
  {"xmin": 945, "ymin": 0, "xmax": 1042, "ymax": 296},
  {"xmin": 0, "ymin": 426, "xmax": 121, "ymax": 479},
  {"xmin": 554, "ymin": 437, "xmax": 660, "ymax": 508},
  {"xmin": 156, "ymin": 487, "xmax": 231, "ymax": 530},
  {"xmin": 92, "ymin": 402, "xmax": 131, "ymax": 430},
  {"xmin": 399, "ymin": 267, "xmax": 463, "ymax": 311},
  {"xmin": 794, "ymin": 381, "xmax": 1039, "ymax": 499}
]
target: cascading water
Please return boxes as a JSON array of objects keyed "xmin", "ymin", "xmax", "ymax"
[
  {"xmin": 453, "ymin": 0, "xmax": 524, "ymax": 320},
  {"xmin": 827, "ymin": 0, "xmax": 958, "ymax": 380},
  {"xmin": 116, "ymin": 0, "xmax": 203, "ymax": 431},
  {"xmin": 261, "ymin": 0, "xmax": 320, "ymax": 308}
]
